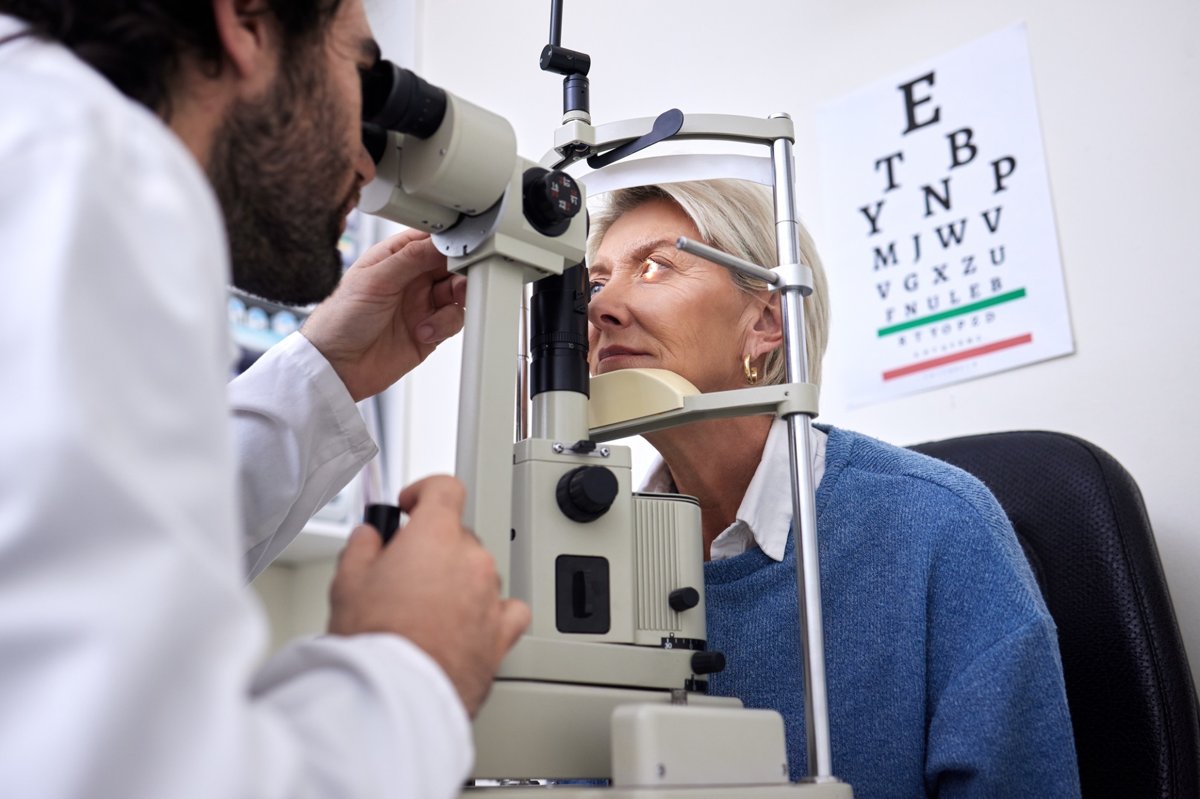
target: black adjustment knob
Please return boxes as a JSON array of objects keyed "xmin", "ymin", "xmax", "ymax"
[
  {"xmin": 691, "ymin": 651, "xmax": 726, "ymax": 676},
  {"xmin": 364, "ymin": 503, "xmax": 401, "ymax": 544},
  {"xmin": 523, "ymin": 167, "xmax": 582, "ymax": 236},
  {"xmin": 556, "ymin": 466, "xmax": 618, "ymax": 523},
  {"xmin": 668, "ymin": 587, "xmax": 700, "ymax": 612},
  {"xmin": 540, "ymin": 44, "xmax": 592, "ymax": 76}
]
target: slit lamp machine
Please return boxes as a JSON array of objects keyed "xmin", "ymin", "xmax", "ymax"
[{"xmin": 357, "ymin": 3, "xmax": 851, "ymax": 795}]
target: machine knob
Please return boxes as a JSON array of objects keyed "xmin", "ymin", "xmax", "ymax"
[
  {"xmin": 363, "ymin": 503, "xmax": 401, "ymax": 544},
  {"xmin": 668, "ymin": 587, "xmax": 700, "ymax": 612},
  {"xmin": 556, "ymin": 466, "xmax": 618, "ymax": 523},
  {"xmin": 523, "ymin": 167, "xmax": 582, "ymax": 236},
  {"xmin": 691, "ymin": 651, "xmax": 726, "ymax": 675}
]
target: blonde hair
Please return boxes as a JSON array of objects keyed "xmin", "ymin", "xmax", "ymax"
[{"xmin": 587, "ymin": 179, "xmax": 830, "ymax": 386}]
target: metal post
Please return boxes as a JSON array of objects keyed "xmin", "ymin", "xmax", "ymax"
[
  {"xmin": 675, "ymin": 237, "xmax": 780, "ymax": 286},
  {"xmin": 456, "ymin": 254, "xmax": 527, "ymax": 595},
  {"xmin": 548, "ymin": 0, "xmax": 563, "ymax": 46},
  {"xmin": 770, "ymin": 115, "xmax": 834, "ymax": 781},
  {"xmin": 516, "ymin": 284, "xmax": 530, "ymax": 442}
]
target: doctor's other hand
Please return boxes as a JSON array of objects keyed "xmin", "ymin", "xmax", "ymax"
[
  {"xmin": 302, "ymin": 230, "xmax": 467, "ymax": 402},
  {"xmin": 327, "ymin": 475, "xmax": 530, "ymax": 717}
]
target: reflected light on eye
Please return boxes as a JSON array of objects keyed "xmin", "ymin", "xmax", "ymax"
[{"xmin": 640, "ymin": 258, "xmax": 668, "ymax": 282}]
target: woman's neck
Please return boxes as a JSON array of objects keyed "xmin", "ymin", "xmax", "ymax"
[{"xmin": 647, "ymin": 414, "xmax": 773, "ymax": 559}]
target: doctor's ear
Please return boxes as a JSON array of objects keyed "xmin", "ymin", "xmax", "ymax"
[{"xmin": 211, "ymin": 0, "xmax": 284, "ymax": 89}]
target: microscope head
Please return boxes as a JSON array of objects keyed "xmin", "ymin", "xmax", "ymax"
[{"xmin": 357, "ymin": 59, "xmax": 518, "ymax": 233}]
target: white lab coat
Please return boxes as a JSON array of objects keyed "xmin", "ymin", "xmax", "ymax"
[{"xmin": 0, "ymin": 17, "xmax": 471, "ymax": 799}]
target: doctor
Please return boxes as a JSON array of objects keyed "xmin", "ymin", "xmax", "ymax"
[{"xmin": 0, "ymin": 1, "xmax": 528, "ymax": 798}]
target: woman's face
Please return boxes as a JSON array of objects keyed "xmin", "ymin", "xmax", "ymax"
[{"xmin": 587, "ymin": 199, "xmax": 773, "ymax": 393}]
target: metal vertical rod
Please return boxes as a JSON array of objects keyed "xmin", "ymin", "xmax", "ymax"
[
  {"xmin": 770, "ymin": 117, "xmax": 834, "ymax": 781},
  {"xmin": 549, "ymin": 0, "xmax": 563, "ymax": 46},
  {"xmin": 516, "ymin": 284, "xmax": 530, "ymax": 442},
  {"xmin": 532, "ymin": 391, "xmax": 589, "ymax": 441},
  {"xmin": 455, "ymin": 255, "xmax": 526, "ymax": 596}
]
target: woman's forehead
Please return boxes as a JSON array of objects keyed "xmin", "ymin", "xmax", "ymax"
[{"xmin": 593, "ymin": 201, "xmax": 699, "ymax": 266}]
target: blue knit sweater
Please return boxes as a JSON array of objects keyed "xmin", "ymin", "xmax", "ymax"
[{"xmin": 703, "ymin": 426, "xmax": 1080, "ymax": 798}]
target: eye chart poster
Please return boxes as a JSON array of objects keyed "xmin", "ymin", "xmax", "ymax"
[{"xmin": 815, "ymin": 23, "xmax": 1073, "ymax": 406}]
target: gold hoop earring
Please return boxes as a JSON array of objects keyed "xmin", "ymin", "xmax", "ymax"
[{"xmin": 743, "ymin": 354, "xmax": 759, "ymax": 385}]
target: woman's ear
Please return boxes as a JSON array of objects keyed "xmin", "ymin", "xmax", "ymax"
[
  {"xmin": 211, "ymin": 0, "xmax": 281, "ymax": 90},
  {"xmin": 746, "ymin": 292, "xmax": 784, "ymax": 360}
]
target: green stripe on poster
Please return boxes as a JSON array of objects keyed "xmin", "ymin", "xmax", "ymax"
[{"xmin": 877, "ymin": 288, "xmax": 1027, "ymax": 337}]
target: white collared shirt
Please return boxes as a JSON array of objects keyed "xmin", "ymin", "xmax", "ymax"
[{"xmin": 641, "ymin": 418, "xmax": 827, "ymax": 561}]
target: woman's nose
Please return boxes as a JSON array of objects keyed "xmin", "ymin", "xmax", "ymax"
[{"xmin": 587, "ymin": 278, "xmax": 630, "ymax": 329}]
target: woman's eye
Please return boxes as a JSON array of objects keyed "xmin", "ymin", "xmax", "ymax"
[
  {"xmin": 588, "ymin": 281, "xmax": 604, "ymax": 296},
  {"xmin": 639, "ymin": 258, "xmax": 669, "ymax": 282}
]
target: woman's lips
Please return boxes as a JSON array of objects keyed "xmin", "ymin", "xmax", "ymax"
[{"xmin": 595, "ymin": 346, "xmax": 648, "ymax": 370}]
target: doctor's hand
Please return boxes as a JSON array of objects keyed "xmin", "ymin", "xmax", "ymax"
[
  {"xmin": 302, "ymin": 230, "xmax": 467, "ymax": 402},
  {"xmin": 327, "ymin": 475, "xmax": 530, "ymax": 718}
]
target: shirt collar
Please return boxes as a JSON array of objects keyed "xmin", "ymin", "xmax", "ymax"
[{"xmin": 640, "ymin": 418, "xmax": 827, "ymax": 562}]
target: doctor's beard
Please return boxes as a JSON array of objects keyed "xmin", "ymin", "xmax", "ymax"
[{"xmin": 208, "ymin": 55, "xmax": 353, "ymax": 307}]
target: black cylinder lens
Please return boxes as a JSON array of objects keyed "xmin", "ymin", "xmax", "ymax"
[
  {"xmin": 563, "ymin": 74, "xmax": 590, "ymax": 117},
  {"xmin": 361, "ymin": 122, "xmax": 388, "ymax": 164},
  {"xmin": 531, "ymin": 263, "xmax": 590, "ymax": 398},
  {"xmin": 360, "ymin": 60, "xmax": 447, "ymax": 140}
]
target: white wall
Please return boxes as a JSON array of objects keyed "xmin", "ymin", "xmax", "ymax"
[
  {"xmin": 251, "ymin": 559, "xmax": 337, "ymax": 657},
  {"xmin": 396, "ymin": 0, "xmax": 1200, "ymax": 692}
]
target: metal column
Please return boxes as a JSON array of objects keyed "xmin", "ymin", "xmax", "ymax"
[{"xmin": 770, "ymin": 116, "xmax": 834, "ymax": 781}]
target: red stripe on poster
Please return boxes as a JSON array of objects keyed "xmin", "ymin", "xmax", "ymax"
[{"xmin": 883, "ymin": 333, "xmax": 1033, "ymax": 381}]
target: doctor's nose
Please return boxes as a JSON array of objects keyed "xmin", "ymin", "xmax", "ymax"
[{"xmin": 355, "ymin": 141, "xmax": 377, "ymax": 188}]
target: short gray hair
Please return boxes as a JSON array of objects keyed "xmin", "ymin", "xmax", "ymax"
[{"xmin": 587, "ymin": 179, "xmax": 830, "ymax": 386}]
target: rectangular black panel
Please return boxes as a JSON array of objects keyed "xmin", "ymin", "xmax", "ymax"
[{"xmin": 554, "ymin": 555, "xmax": 610, "ymax": 634}]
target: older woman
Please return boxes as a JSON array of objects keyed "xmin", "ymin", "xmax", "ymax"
[{"xmin": 585, "ymin": 179, "xmax": 1080, "ymax": 797}]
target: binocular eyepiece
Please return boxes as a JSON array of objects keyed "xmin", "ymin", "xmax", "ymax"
[{"xmin": 360, "ymin": 60, "xmax": 448, "ymax": 161}]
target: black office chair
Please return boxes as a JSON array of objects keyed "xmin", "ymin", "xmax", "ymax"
[{"xmin": 909, "ymin": 430, "xmax": 1200, "ymax": 798}]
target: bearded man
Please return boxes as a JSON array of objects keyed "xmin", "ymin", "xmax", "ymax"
[{"xmin": 0, "ymin": 2, "xmax": 528, "ymax": 797}]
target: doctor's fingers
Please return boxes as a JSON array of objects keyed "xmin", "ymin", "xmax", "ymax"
[
  {"xmin": 397, "ymin": 474, "xmax": 466, "ymax": 518},
  {"xmin": 430, "ymin": 274, "xmax": 468, "ymax": 308},
  {"xmin": 373, "ymin": 236, "xmax": 450, "ymax": 291},
  {"xmin": 496, "ymin": 599, "xmax": 531, "ymax": 657},
  {"xmin": 415, "ymin": 301, "xmax": 465, "ymax": 344},
  {"xmin": 392, "ymin": 476, "xmax": 499, "ymax": 573},
  {"xmin": 352, "ymin": 228, "xmax": 430, "ymax": 271},
  {"xmin": 337, "ymin": 525, "xmax": 383, "ymax": 570},
  {"xmin": 329, "ymin": 526, "xmax": 385, "ymax": 609}
]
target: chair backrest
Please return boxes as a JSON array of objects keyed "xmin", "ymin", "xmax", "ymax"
[{"xmin": 909, "ymin": 430, "xmax": 1200, "ymax": 798}]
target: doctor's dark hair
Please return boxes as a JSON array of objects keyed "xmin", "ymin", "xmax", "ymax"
[{"xmin": 0, "ymin": 0, "xmax": 344, "ymax": 115}]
